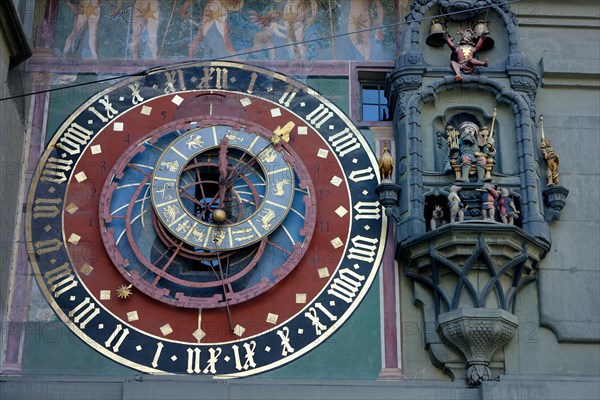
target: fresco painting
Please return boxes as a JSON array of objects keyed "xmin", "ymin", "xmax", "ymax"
[{"xmin": 54, "ymin": 0, "xmax": 399, "ymax": 61}]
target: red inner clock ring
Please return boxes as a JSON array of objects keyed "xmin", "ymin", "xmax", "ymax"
[
  {"xmin": 98, "ymin": 116, "xmax": 317, "ymax": 309},
  {"xmin": 64, "ymin": 90, "xmax": 351, "ymax": 343}
]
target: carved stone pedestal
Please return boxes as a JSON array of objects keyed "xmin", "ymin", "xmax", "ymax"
[
  {"xmin": 400, "ymin": 223, "xmax": 549, "ymax": 384},
  {"xmin": 543, "ymin": 186, "xmax": 569, "ymax": 222},
  {"xmin": 437, "ymin": 308, "xmax": 519, "ymax": 386}
]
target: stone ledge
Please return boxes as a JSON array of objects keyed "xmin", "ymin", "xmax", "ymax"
[{"xmin": 540, "ymin": 58, "xmax": 600, "ymax": 88}]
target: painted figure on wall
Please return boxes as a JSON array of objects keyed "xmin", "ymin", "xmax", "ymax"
[
  {"xmin": 444, "ymin": 28, "xmax": 489, "ymax": 81},
  {"xmin": 182, "ymin": 0, "xmax": 244, "ymax": 58},
  {"xmin": 283, "ymin": 0, "xmax": 318, "ymax": 61},
  {"xmin": 114, "ymin": 0, "xmax": 160, "ymax": 58},
  {"xmin": 54, "ymin": 0, "xmax": 398, "ymax": 61},
  {"xmin": 247, "ymin": 9, "xmax": 287, "ymax": 60},
  {"xmin": 348, "ymin": 0, "xmax": 384, "ymax": 60},
  {"xmin": 62, "ymin": 0, "xmax": 101, "ymax": 58}
]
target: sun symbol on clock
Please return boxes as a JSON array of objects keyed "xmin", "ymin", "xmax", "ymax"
[{"xmin": 116, "ymin": 284, "xmax": 133, "ymax": 299}]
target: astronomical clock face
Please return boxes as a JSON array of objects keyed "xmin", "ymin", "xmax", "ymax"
[{"xmin": 27, "ymin": 62, "xmax": 385, "ymax": 376}]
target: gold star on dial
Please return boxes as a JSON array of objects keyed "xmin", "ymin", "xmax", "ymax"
[{"xmin": 116, "ymin": 284, "xmax": 133, "ymax": 299}]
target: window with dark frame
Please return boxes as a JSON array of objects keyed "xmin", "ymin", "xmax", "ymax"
[{"xmin": 359, "ymin": 71, "xmax": 390, "ymax": 122}]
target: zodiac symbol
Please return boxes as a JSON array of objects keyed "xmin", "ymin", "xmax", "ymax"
[
  {"xmin": 186, "ymin": 134, "xmax": 204, "ymax": 150},
  {"xmin": 257, "ymin": 208, "xmax": 276, "ymax": 230},
  {"xmin": 176, "ymin": 219, "xmax": 191, "ymax": 233},
  {"xmin": 212, "ymin": 230, "xmax": 226, "ymax": 246},
  {"xmin": 163, "ymin": 204, "xmax": 180, "ymax": 223},
  {"xmin": 234, "ymin": 234, "xmax": 255, "ymax": 242},
  {"xmin": 260, "ymin": 147, "xmax": 277, "ymax": 163},
  {"xmin": 232, "ymin": 228, "xmax": 252, "ymax": 235},
  {"xmin": 226, "ymin": 129, "xmax": 243, "ymax": 143},
  {"xmin": 160, "ymin": 160, "xmax": 180, "ymax": 172},
  {"xmin": 273, "ymin": 178, "xmax": 291, "ymax": 196},
  {"xmin": 156, "ymin": 182, "xmax": 174, "ymax": 199},
  {"xmin": 192, "ymin": 227, "xmax": 205, "ymax": 242}
]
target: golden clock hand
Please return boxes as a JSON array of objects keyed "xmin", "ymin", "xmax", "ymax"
[
  {"xmin": 211, "ymin": 217, "xmax": 235, "ymax": 333},
  {"xmin": 222, "ymin": 126, "xmax": 292, "ymax": 192}
]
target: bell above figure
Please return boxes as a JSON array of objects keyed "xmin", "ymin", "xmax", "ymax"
[
  {"xmin": 473, "ymin": 20, "xmax": 495, "ymax": 52},
  {"xmin": 426, "ymin": 19, "xmax": 447, "ymax": 47}
]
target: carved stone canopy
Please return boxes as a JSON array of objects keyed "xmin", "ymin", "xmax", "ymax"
[
  {"xmin": 401, "ymin": 222, "xmax": 549, "ymax": 313},
  {"xmin": 399, "ymin": 222, "xmax": 549, "ymax": 384}
]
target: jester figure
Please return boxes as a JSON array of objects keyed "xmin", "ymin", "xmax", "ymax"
[
  {"xmin": 479, "ymin": 183, "xmax": 499, "ymax": 220},
  {"xmin": 445, "ymin": 28, "xmax": 489, "ymax": 81}
]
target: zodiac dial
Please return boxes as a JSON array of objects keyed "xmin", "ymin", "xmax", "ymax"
[{"xmin": 26, "ymin": 62, "xmax": 385, "ymax": 376}]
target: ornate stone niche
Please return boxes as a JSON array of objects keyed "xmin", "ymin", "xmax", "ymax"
[{"xmin": 380, "ymin": 0, "xmax": 567, "ymax": 387}]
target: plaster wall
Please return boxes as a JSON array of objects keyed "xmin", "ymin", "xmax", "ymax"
[
  {"xmin": 521, "ymin": 1, "xmax": 600, "ymax": 347},
  {"xmin": 0, "ymin": 32, "xmax": 28, "ymax": 372}
]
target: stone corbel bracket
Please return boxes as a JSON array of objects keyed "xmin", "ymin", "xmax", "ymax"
[
  {"xmin": 542, "ymin": 186, "xmax": 569, "ymax": 222},
  {"xmin": 400, "ymin": 222, "xmax": 549, "ymax": 384}
]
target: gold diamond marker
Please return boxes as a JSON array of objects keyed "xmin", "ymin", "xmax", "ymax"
[
  {"xmin": 330, "ymin": 237, "xmax": 343, "ymax": 249},
  {"xmin": 171, "ymin": 95, "xmax": 184, "ymax": 105},
  {"xmin": 330, "ymin": 176, "xmax": 342, "ymax": 187},
  {"xmin": 74, "ymin": 171, "xmax": 87, "ymax": 183},
  {"xmin": 192, "ymin": 328, "xmax": 206, "ymax": 342},
  {"xmin": 127, "ymin": 311, "xmax": 139, "ymax": 322},
  {"xmin": 68, "ymin": 233, "xmax": 81, "ymax": 245},
  {"xmin": 335, "ymin": 206, "xmax": 348, "ymax": 217},
  {"xmin": 100, "ymin": 290, "xmax": 111, "ymax": 300},
  {"xmin": 160, "ymin": 324, "xmax": 173, "ymax": 336},
  {"xmin": 266, "ymin": 313, "xmax": 278, "ymax": 324},
  {"xmin": 317, "ymin": 149, "xmax": 329, "ymax": 158},
  {"xmin": 296, "ymin": 293, "xmax": 307, "ymax": 303},
  {"xmin": 233, "ymin": 324, "xmax": 246, "ymax": 337},
  {"xmin": 66, "ymin": 203, "xmax": 79, "ymax": 214},
  {"xmin": 318, "ymin": 268, "xmax": 330, "ymax": 278},
  {"xmin": 80, "ymin": 263, "xmax": 94, "ymax": 276},
  {"xmin": 90, "ymin": 145, "xmax": 102, "ymax": 154}
]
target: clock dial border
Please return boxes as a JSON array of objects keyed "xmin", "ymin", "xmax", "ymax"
[{"xmin": 26, "ymin": 62, "xmax": 386, "ymax": 377}]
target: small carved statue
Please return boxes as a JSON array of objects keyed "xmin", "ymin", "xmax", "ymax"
[
  {"xmin": 378, "ymin": 141, "xmax": 394, "ymax": 181},
  {"xmin": 444, "ymin": 28, "xmax": 490, "ymax": 81},
  {"xmin": 541, "ymin": 137, "xmax": 560, "ymax": 186},
  {"xmin": 497, "ymin": 188, "xmax": 519, "ymax": 225},
  {"xmin": 447, "ymin": 125, "xmax": 459, "ymax": 153},
  {"xmin": 452, "ymin": 121, "xmax": 495, "ymax": 182},
  {"xmin": 430, "ymin": 205, "xmax": 445, "ymax": 230},
  {"xmin": 478, "ymin": 183, "xmax": 499, "ymax": 220},
  {"xmin": 448, "ymin": 185, "xmax": 465, "ymax": 223}
]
